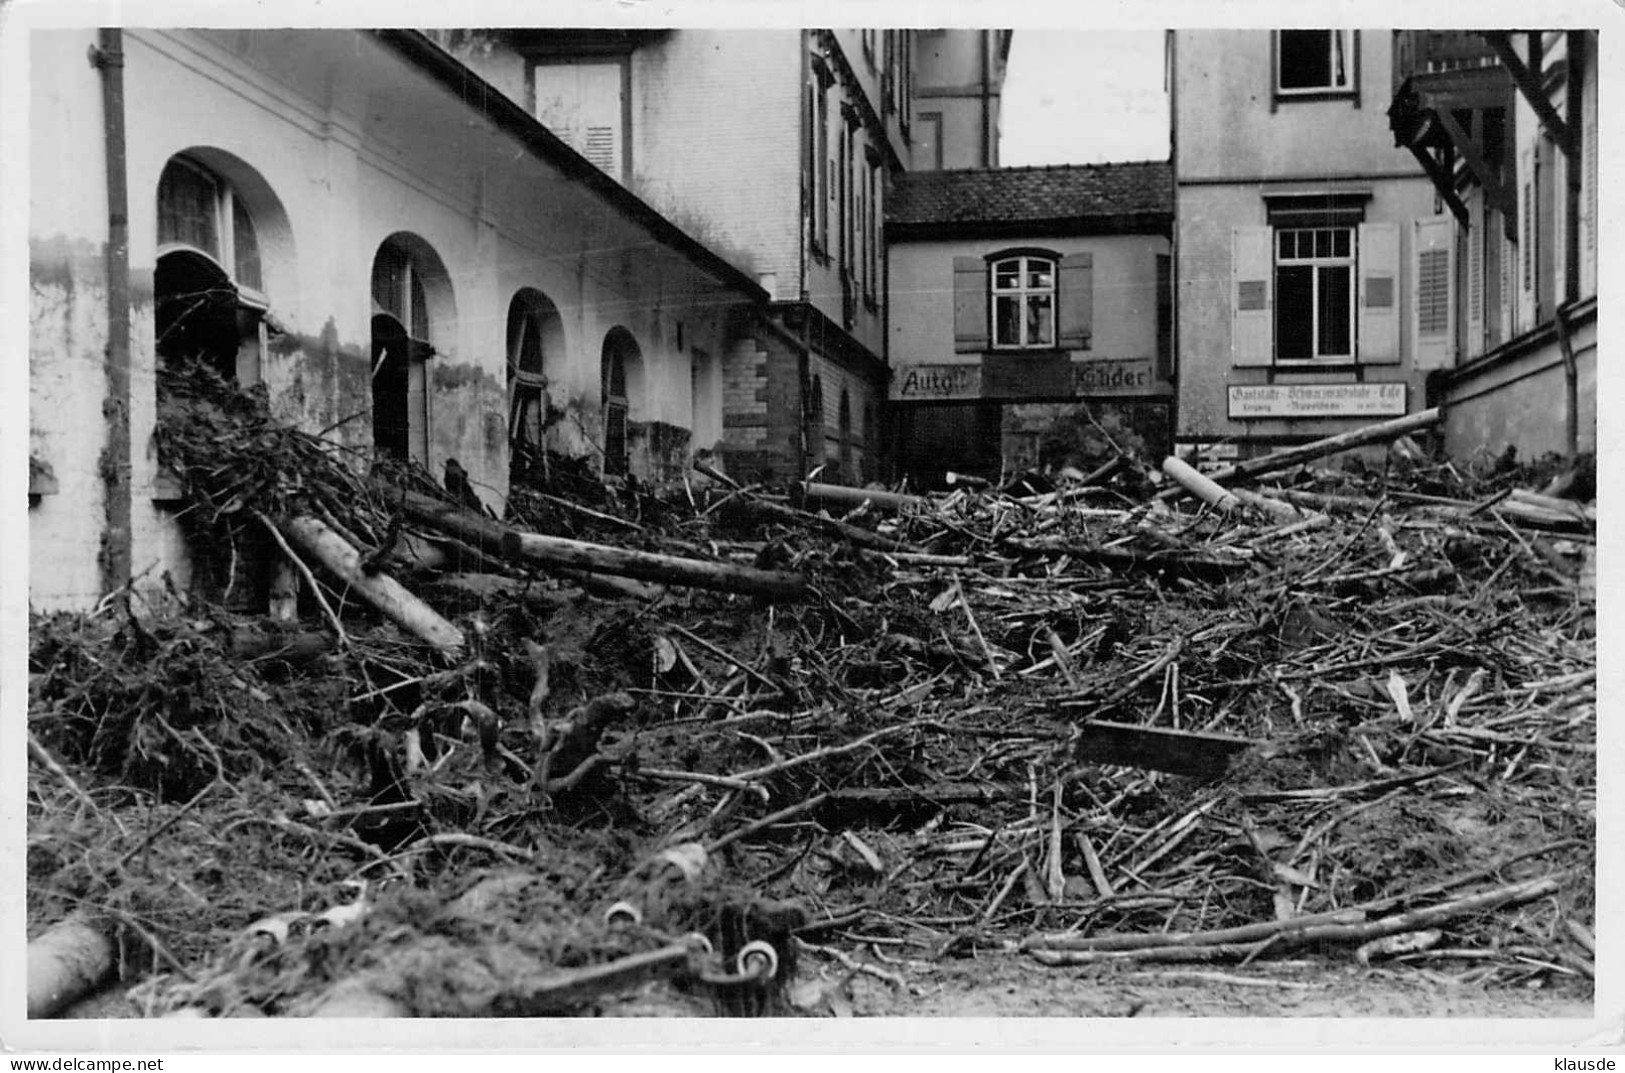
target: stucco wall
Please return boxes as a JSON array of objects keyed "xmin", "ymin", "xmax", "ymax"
[
  {"xmin": 889, "ymin": 231, "xmax": 1169, "ymax": 380},
  {"xmin": 1175, "ymin": 30, "xmax": 1419, "ymax": 182},
  {"xmin": 1440, "ymin": 313, "xmax": 1596, "ymax": 463},
  {"xmin": 28, "ymin": 28, "xmax": 753, "ymax": 610},
  {"xmin": 632, "ymin": 31, "xmax": 802, "ymax": 297},
  {"xmin": 1174, "ymin": 178, "xmax": 1438, "ymax": 444}
]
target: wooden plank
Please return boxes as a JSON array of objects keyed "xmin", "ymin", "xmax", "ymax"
[{"xmin": 1074, "ymin": 720, "xmax": 1257, "ymax": 778}]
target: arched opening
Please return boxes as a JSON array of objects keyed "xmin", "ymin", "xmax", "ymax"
[
  {"xmin": 155, "ymin": 152, "xmax": 285, "ymax": 382},
  {"xmin": 506, "ymin": 288, "xmax": 565, "ymax": 483},
  {"xmin": 806, "ymin": 373, "xmax": 825, "ymax": 473},
  {"xmin": 601, "ymin": 327, "xmax": 642, "ymax": 477},
  {"xmin": 370, "ymin": 233, "xmax": 453, "ymax": 464},
  {"xmin": 838, "ymin": 389, "xmax": 853, "ymax": 484}
]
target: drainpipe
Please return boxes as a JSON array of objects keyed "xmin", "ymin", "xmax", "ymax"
[
  {"xmin": 795, "ymin": 31, "xmax": 813, "ymax": 479},
  {"xmin": 92, "ymin": 28, "xmax": 132, "ymax": 605},
  {"xmin": 1554, "ymin": 304, "xmax": 1578, "ymax": 459},
  {"xmin": 1564, "ymin": 31, "xmax": 1583, "ymax": 308},
  {"xmin": 980, "ymin": 30, "xmax": 991, "ymax": 167}
]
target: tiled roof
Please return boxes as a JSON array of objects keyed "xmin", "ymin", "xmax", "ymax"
[{"xmin": 889, "ymin": 160, "xmax": 1173, "ymax": 227}]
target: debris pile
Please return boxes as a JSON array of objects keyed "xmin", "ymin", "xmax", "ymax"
[{"xmin": 26, "ymin": 365, "xmax": 1596, "ymax": 1017}]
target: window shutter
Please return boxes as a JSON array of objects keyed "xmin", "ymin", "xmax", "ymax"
[
  {"xmin": 953, "ymin": 257, "xmax": 989, "ymax": 353},
  {"xmin": 1057, "ymin": 253, "xmax": 1094, "ymax": 351},
  {"xmin": 1466, "ymin": 197, "xmax": 1485, "ymax": 359},
  {"xmin": 1231, "ymin": 226, "xmax": 1273, "ymax": 366},
  {"xmin": 1413, "ymin": 216, "xmax": 1456, "ymax": 371},
  {"xmin": 1357, "ymin": 222, "xmax": 1400, "ymax": 364}
]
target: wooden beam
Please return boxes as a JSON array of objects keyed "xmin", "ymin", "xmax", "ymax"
[
  {"xmin": 1481, "ymin": 31, "xmax": 1573, "ymax": 158},
  {"xmin": 1074, "ymin": 721, "xmax": 1257, "ymax": 779},
  {"xmin": 1404, "ymin": 143, "xmax": 1471, "ymax": 226},
  {"xmin": 1434, "ymin": 108, "xmax": 1515, "ymax": 220}
]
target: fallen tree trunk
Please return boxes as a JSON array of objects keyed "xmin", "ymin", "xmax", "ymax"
[
  {"xmin": 1159, "ymin": 408, "xmax": 1442, "ymax": 500},
  {"xmin": 696, "ymin": 460, "xmax": 916, "ymax": 553},
  {"xmin": 393, "ymin": 487, "xmax": 803, "ymax": 599},
  {"xmin": 27, "ymin": 914, "xmax": 117, "ymax": 1018},
  {"xmin": 798, "ymin": 481, "xmax": 927, "ymax": 515},
  {"xmin": 278, "ymin": 514, "xmax": 466, "ymax": 657},
  {"xmin": 1160, "ymin": 456, "xmax": 1239, "ymax": 511}
]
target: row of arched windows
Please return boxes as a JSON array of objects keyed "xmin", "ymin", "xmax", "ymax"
[{"xmin": 155, "ymin": 149, "xmax": 645, "ymax": 479}]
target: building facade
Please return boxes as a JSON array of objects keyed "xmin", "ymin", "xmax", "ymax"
[
  {"xmin": 1388, "ymin": 30, "xmax": 1598, "ymax": 461},
  {"xmin": 911, "ymin": 30, "xmax": 1012, "ymax": 171},
  {"xmin": 26, "ymin": 28, "xmax": 764, "ymax": 610},
  {"xmin": 1170, "ymin": 30, "xmax": 1443, "ymax": 461},
  {"xmin": 440, "ymin": 28, "xmax": 983, "ymax": 485},
  {"xmin": 887, "ymin": 163, "xmax": 1174, "ymax": 485}
]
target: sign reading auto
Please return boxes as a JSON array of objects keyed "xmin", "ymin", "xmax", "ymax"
[{"xmin": 893, "ymin": 357, "xmax": 1158, "ymax": 401}]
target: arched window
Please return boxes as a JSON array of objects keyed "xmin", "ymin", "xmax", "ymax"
[
  {"xmin": 506, "ymin": 289, "xmax": 563, "ymax": 481},
  {"xmin": 601, "ymin": 328, "xmax": 641, "ymax": 477},
  {"xmin": 807, "ymin": 374, "xmax": 825, "ymax": 469},
  {"xmin": 155, "ymin": 154, "xmax": 267, "ymax": 380},
  {"xmin": 838, "ymin": 389, "xmax": 853, "ymax": 484},
  {"xmin": 370, "ymin": 234, "xmax": 450, "ymax": 463}
]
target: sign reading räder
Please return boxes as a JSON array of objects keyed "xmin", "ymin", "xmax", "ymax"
[{"xmin": 1229, "ymin": 383, "xmax": 1406, "ymax": 419}]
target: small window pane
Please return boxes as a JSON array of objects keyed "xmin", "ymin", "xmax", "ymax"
[
  {"xmin": 1027, "ymin": 263, "xmax": 1053, "ymax": 289},
  {"xmin": 1314, "ymin": 230, "xmax": 1331, "ymax": 258},
  {"xmin": 158, "ymin": 160, "xmax": 220, "ymax": 259},
  {"xmin": 232, "ymin": 198, "xmax": 262, "ymax": 292},
  {"xmin": 1318, "ymin": 265, "xmax": 1352, "ymax": 355},
  {"xmin": 1027, "ymin": 294, "xmax": 1053, "ymax": 346},
  {"xmin": 1279, "ymin": 30, "xmax": 1334, "ymax": 91},
  {"xmin": 1275, "ymin": 264, "xmax": 1314, "ymax": 359},
  {"xmin": 994, "ymin": 262, "xmax": 1021, "ymax": 290},
  {"xmin": 408, "ymin": 270, "xmax": 429, "ymax": 342},
  {"xmin": 1278, "ymin": 231, "xmax": 1295, "ymax": 259},
  {"xmin": 994, "ymin": 295, "xmax": 1021, "ymax": 346},
  {"xmin": 1333, "ymin": 229, "xmax": 1350, "ymax": 258}
]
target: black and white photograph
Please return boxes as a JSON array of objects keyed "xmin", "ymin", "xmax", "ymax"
[{"xmin": 1, "ymin": 1, "xmax": 1613, "ymax": 1057}]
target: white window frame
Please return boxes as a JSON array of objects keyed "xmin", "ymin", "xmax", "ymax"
[
  {"xmin": 1275, "ymin": 30, "xmax": 1354, "ymax": 96},
  {"xmin": 158, "ymin": 156, "xmax": 266, "ymax": 308},
  {"xmin": 1273, "ymin": 226, "xmax": 1356, "ymax": 362},
  {"xmin": 990, "ymin": 255, "xmax": 1058, "ymax": 351}
]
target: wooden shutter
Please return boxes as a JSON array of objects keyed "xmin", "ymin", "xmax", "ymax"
[
  {"xmin": 1231, "ymin": 226, "xmax": 1273, "ymax": 366},
  {"xmin": 1413, "ymin": 216, "xmax": 1456, "ymax": 370},
  {"xmin": 1057, "ymin": 253, "xmax": 1094, "ymax": 351},
  {"xmin": 1465, "ymin": 196, "xmax": 1485, "ymax": 359},
  {"xmin": 1357, "ymin": 222, "xmax": 1400, "ymax": 364},
  {"xmin": 953, "ymin": 257, "xmax": 989, "ymax": 353}
]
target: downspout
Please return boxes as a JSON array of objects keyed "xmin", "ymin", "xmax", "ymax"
[
  {"xmin": 1554, "ymin": 304, "xmax": 1578, "ymax": 459},
  {"xmin": 795, "ymin": 31, "xmax": 813, "ymax": 479},
  {"xmin": 980, "ymin": 30, "xmax": 991, "ymax": 167},
  {"xmin": 92, "ymin": 28, "xmax": 132, "ymax": 605},
  {"xmin": 1564, "ymin": 31, "xmax": 1583, "ymax": 308}
]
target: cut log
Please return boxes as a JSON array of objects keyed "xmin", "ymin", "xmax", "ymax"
[
  {"xmin": 391, "ymin": 487, "xmax": 803, "ymax": 598},
  {"xmin": 798, "ymin": 481, "xmax": 927, "ymax": 515},
  {"xmin": 1073, "ymin": 720, "xmax": 1258, "ymax": 778},
  {"xmin": 27, "ymin": 914, "xmax": 117, "ymax": 1018},
  {"xmin": 278, "ymin": 514, "xmax": 465, "ymax": 657},
  {"xmin": 1160, "ymin": 408, "xmax": 1442, "ymax": 499},
  {"xmin": 1160, "ymin": 456, "xmax": 1239, "ymax": 511},
  {"xmin": 696, "ymin": 460, "xmax": 917, "ymax": 553}
]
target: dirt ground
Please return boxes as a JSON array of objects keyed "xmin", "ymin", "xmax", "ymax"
[{"xmin": 842, "ymin": 951, "xmax": 1593, "ymax": 1018}]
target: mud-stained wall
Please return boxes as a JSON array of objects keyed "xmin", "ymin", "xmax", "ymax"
[{"xmin": 28, "ymin": 28, "xmax": 760, "ymax": 609}]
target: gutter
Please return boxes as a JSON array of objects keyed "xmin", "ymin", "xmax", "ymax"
[
  {"xmin": 92, "ymin": 28, "xmax": 132, "ymax": 604},
  {"xmin": 370, "ymin": 29, "xmax": 767, "ymax": 307}
]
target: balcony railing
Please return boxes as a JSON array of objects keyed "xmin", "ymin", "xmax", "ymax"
[{"xmin": 1392, "ymin": 31, "xmax": 1502, "ymax": 97}]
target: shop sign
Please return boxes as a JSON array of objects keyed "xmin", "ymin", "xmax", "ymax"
[{"xmin": 1229, "ymin": 383, "xmax": 1407, "ymax": 419}]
